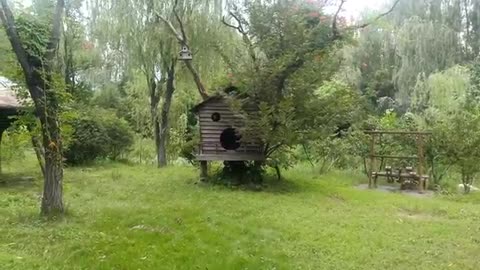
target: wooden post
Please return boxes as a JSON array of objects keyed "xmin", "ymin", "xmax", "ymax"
[
  {"xmin": 200, "ymin": 161, "xmax": 208, "ymax": 182},
  {"xmin": 369, "ymin": 134, "xmax": 376, "ymax": 188},
  {"xmin": 417, "ymin": 135, "xmax": 425, "ymax": 193}
]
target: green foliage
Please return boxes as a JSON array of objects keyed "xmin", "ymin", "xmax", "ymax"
[
  {"xmin": 411, "ymin": 66, "xmax": 470, "ymax": 114},
  {"xmin": 127, "ymin": 136, "xmax": 157, "ymax": 165},
  {"xmin": 0, "ymin": 128, "xmax": 30, "ymax": 168},
  {"xmin": 64, "ymin": 109, "xmax": 134, "ymax": 164},
  {"xmin": 410, "ymin": 66, "xmax": 478, "ymax": 191},
  {"xmin": 224, "ymin": 2, "xmax": 362, "ymax": 172},
  {"xmin": 15, "ymin": 13, "xmax": 51, "ymax": 63},
  {"xmin": 431, "ymin": 107, "xmax": 480, "ymax": 193}
]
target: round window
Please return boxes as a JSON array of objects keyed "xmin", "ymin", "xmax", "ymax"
[{"xmin": 211, "ymin": 112, "xmax": 221, "ymax": 122}]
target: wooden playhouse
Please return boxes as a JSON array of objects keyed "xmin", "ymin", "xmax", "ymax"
[{"xmin": 193, "ymin": 95, "xmax": 264, "ymax": 178}]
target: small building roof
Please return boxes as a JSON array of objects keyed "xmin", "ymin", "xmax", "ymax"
[
  {"xmin": 0, "ymin": 78, "xmax": 21, "ymax": 110},
  {"xmin": 192, "ymin": 95, "xmax": 225, "ymax": 113}
]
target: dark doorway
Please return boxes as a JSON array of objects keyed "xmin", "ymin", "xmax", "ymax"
[{"xmin": 220, "ymin": 128, "xmax": 241, "ymax": 150}]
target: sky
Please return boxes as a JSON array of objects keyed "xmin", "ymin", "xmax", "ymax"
[{"xmin": 328, "ymin": 0, "xmax": 388, "ymax": 19}]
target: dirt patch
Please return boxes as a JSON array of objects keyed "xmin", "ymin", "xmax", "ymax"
[
  {"xmin": 328, "ymin": 193, "xmax": 346, "ymax": 203},
  {"xmin": 357, "ymin": 184, "xmax": 435, "ymax": 198},
  {"xmin": 397, "ymin": 211, "xmax": 436, "ymax": 221}
]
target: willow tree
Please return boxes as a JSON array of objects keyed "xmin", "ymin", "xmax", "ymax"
[
  {"xmin": 394, "ymin": 17, "xmax": 462, "ymax": 106},
  {"xmin": 0, "ymin": 0, "xmax": 66, "ymax": 216},
  {"xmin": 342, "ymin": 0, "xmax": 480, "ymax": 110},
  {"xmin": 92, "ymin": 0, "xmax": 234, "ymax": 167},
  {"xmin": 93, "ymin": 0, "xmax": 179, "ymax": 167}
]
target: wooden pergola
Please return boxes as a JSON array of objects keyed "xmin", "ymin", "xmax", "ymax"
[{"xmin": 365, "ymin": 130, "xmax": 432, "ymax": 193}]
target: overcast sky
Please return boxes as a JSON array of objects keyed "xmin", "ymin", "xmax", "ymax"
[{"xmin": 329, "ymin": 0, "xmax": 388, "ymax": 19}]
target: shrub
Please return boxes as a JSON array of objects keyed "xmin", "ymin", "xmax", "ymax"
[{"xmin": 64, "ymin": 109, "xmax": 134, "ymax": 165}]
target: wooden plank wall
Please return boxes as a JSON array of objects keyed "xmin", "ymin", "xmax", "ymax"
[{"xmin": 198, "ymin": 99, "xmax": 263, "ymax": 155}]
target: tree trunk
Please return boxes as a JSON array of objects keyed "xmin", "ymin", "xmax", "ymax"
[
  {"xmin": 41, "ymin": 134, "xmax": 64, "ymax": 216},
  {"xmin": 158, "ymin": 61, "xmax": 176, "ymax": 167},
  {"xmin": 33, "ymin": 83, "xmax": 64, "ymax": 216},
  {"xmin": 1, "ymin": 0, "xmax": 65, "ymax": 217},
  {"xmin": 154, "ymin": 116, "xmax": 162, "ymax": 167},
  {"xmin": 148, "ymin": 77, "xmax": 162, "ymax": 168}
]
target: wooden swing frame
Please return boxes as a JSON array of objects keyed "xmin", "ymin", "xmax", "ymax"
[{"xmin": 365, "ymin": 130, "xmax": 432, "ymax": 193}]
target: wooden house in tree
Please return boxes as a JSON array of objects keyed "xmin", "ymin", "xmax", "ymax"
[
  {"xmin": 0, "ymin": 79, "xmax": 20, "ymax": 134},
  {"xmin": 0, "ymin": 79, "xmax": 21, "ymax": 172},
  {"xmin": 193, "ymin": 95, "xmax": 264, "ymax": 177}
]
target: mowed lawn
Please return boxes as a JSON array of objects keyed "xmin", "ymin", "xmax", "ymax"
[{"xmin": 1, "ymin": 161, "xmax": 480, "ymax": 270}]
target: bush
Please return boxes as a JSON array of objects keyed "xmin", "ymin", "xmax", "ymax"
[{"xmin": 64, "ymin": 109, "xmax": 134, "ymax": 165}]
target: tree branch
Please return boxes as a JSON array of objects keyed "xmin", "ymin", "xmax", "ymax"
[
  {"xmin": 45, "ymin": 0, "xmax": 65, "ymax": 63},
  {"xmin": 0, "ymin": 0, "xmax": 32, "ymax": 77},
  {"xmin": 222, "ymin": 11, "xmax": 258, "ymax": 72},
  {"xmin": 172, "ymin": 0, "xmax": 187, "ymax": 44},
  {"xmin": 184, "ymin": 60, "xmax": 208, "ymax": 100},
  {"xmin": 154, "ymin": 6, "xmax": 208, "ymax": 100},
  {"xmin": 221, "ymin": 15, "xmax": 240, "ymax": 31},
  {"xmin": 351, "ymin": 0, "xmax": 401, "ymax": 29},
  {"xmin": 222, "ymin": 11, "xmax": 247, "ymax": 35},
  {"xmin": 332, "ymin": 0, "xmax": 401, "ymax": 37},
  {"xmin": 332, "ymin": 0, "xmax": 346, "ymax": 39},
  {"xmin": 266, "ymin": 143, "xmax": 284, "ymax": 157},
  {"xmin": 155, "ymin": 11, "xmax": 185, "ymax": 43}
]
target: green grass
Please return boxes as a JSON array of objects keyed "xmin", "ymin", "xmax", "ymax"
[{"xmin": 1, "ymin": 159, "xmax": 480, "ymax": 270}]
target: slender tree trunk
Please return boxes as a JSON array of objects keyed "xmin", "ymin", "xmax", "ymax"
[
  {"xmin": 158, "ymin": 60, "xmax": 176, "ymax": 167},
  {"xmin": 148, "ymin": 77, "xmax": 162, "ymax": 168},
  {"xmin": 154, "ymin": 116, "xmax": 161, "ymax": 167},
  {"xmin": 27, "ymin": 123, "xmax": 47, "ymax": 177},
  {"xmin": 1, "ymin": 0, "xmax": 65, "ymax": 216}
]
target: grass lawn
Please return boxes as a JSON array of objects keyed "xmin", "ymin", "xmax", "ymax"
[{"xmin": 1, "ymin": 160, "xmax": 480, "ymax": 270}]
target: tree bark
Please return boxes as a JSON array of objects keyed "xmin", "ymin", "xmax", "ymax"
[
  {"xmin": 1, "ymin": 0, "xmax": 66, "ymax": 216},
  {"xmin": 40, "ymin": 104, "xmax": 64, "ymax": 216},
  {"xmin": 31, "ymin": 135, "xmax": 46, "ymax": 177},
  {"xmin": 148, "ymin": 76, "xmax": 162, "ymax": 168},
  {"xmin": 158, "ymin": 60, "xmax": 176, "ymax": 167},
  {"xmin": 184, "ymin": 60, "xmax": 208, "ymax": 100}
]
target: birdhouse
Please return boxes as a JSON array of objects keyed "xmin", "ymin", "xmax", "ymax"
[
  {"xmin": 179, "ymin": 46, "xmax": 192, "ymax": 61},
  {"xmin": 192, "ymin": 95, "xmax": 264, "ymax": 162}
]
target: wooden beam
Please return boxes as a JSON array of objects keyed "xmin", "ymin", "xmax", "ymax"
[
  {"xmin": 196, "ymin": 154, "xmax": 265, "ymax": 161},
  {"xmin": 369, "ymin": 133, "xmax": 376, "ymax": 188},
  {"xmin": 200, "ymin": 161, "xmax": 208, "ymax": 182},
  {"xmin": 417, "ymin": 135, "xmax": 426, "ymax": 193}
]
